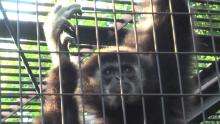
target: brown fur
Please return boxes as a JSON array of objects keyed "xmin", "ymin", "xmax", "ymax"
[{"xmin": 35, "ymin": 60, "xmax": 79, "ymax": 124}]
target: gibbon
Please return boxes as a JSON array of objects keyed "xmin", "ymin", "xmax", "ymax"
[{"xmin": 35, "ymin": 0, "xmax": 197, "ymax": 124}]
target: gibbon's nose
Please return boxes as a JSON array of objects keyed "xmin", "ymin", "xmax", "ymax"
[
  {"xmin": 122, "ymin": 83, "xmax": 132, "ymax": 93},
  {"xmin": 115, "ymin": 75, "xmax": 124, "ymax": 81},
  {"xmin": 110, "ymin": 82, "xmax": 132, "ymax": 93}
]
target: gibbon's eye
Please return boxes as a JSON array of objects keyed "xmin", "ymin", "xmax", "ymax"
[
  {"xmin": 122, "ymin": 65, "xmax": 134, "ymax": 73},
  {"xmin": 104, "ymin": 69, "xmax": 111, "ymax": 75},
  {"xmin": 103, "ymin": 66, "xmax": 116, "ymax": 75}
]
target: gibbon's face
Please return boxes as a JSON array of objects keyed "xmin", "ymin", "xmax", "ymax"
[
  {"xmin": 101, "ymin": 62, "xmax": 142, "ymax": 93},
  {"xmin": 94, "ymin": 54, "xmax": 148, "ymax": 108},
  {"xmin": 83, "ymin": 52, "xmax": 157, "ymax": 108}
]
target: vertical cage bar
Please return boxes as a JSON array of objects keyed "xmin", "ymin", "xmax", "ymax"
[
  {"xmin": 58, "ymin": 43, "xmax": 65, "ymax": 124},
  {"xmin": 93, "ymin": 0, "xmax": 107, "ymax": 123},
  {"xmin": 187, "ymin": 0, "xmax": 206, "ymax": 122},
  {"xmin": 149, "ymin": 0, "xmax": 166, "ymax": 123},
  {"xmin": 168, "ymin": 0, "xmax": 187, "ymax": 123},
  {"xmin": 111, "ymin": 0, "xmax": 127, "ymax": 124},
  {"xmin": 57, "ymin": 2, "xmax": 65, "ymax": 123},
  {"xmin": 35, "ymin": 0, "xmax": 44, "ymax": 123},
  {"xmin": 73, "ymin": 2, "xmax": 86, "ymax": 123},
  {"xmin": 16, "ymin": 0, "xmax": 23, "ymax": 123},
  {"xmin": 129, "ymin": 0, "xmax": 147, "ymax": 124}
]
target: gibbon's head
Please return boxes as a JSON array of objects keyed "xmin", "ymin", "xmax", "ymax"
[{"xmin": 82, "ymin": 47, "xmax": 158, "ymax": 108}]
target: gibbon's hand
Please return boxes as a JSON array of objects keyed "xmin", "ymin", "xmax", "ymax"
[
  {"xmin": 51, "ymin": 2, "xmax": 82, "ymax": 34},
  {"xmin": 43, "ymin": 2, "xmax": 82, "ymax": 66},
  {"xmin": 53, "ymin": 2, "xmax": 82, "ymax": 47},
  {"xmin": 44, "ymin": 2, "xmax": 82, "ymax": 39}
]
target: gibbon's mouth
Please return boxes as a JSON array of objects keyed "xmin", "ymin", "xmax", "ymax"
[{"xmin": 105, "ymin": 81, "xmax": 137, "ymax": 94}]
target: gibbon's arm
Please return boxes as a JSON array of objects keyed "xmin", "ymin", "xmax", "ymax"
[
  {"xmin": 34, "ymin": 60, "xmax": 79, "ymax": 124},
  {"xmin": 123, "ymin": 0, "xmax": 169, "ymax": 51},
  {"xmin": 43, "ymin": 2, "xmax": 82, "ymax": 66},
  {"xmin": 33, "ymin": 2, "xmax": 82, "ymax": 124}
]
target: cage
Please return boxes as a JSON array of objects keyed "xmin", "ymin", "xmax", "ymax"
[{"xmin": 0, "ymin": 0, "xmax": 220, "ymax": 124}]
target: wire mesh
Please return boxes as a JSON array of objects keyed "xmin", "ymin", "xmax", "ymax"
[{"xmin": 0, "ymin": 0, "xmax": 219, "ymax": 124}]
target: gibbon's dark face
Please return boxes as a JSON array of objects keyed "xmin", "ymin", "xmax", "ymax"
[
  {"xmin": 83, "ymin": 52, "xmax": 157, "ymax": 108},
  {"xmin": 100, "ymin": 60, "xmax": 144, "ymax": 107},
  {"xmin": 101, "ymin": 62, "xmax": 140, "ymax": 94}
]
